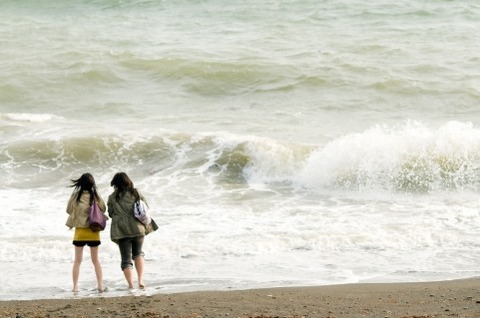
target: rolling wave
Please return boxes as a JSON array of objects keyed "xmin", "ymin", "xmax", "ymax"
[
  {"xmin": 0, "ymin": 132, "xmax": 312, "ymax": 188},
  {"xmin": 298, "ymin": 121, "xmax": 480, "ymax": 192},
  {"xmin": 2, "ymin": 121, "xmax": 480, "ymax": 192}
]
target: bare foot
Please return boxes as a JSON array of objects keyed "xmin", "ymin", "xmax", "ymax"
[{"xmin": 139, "ymin": 282, "xmax": 146, "ymax": 289}]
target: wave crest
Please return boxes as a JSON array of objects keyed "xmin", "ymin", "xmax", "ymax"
[
  {"xmin": 3, "ymin": 122, "xmax": 480, "ymax": 193},
  {"xmin": 0, "ymin": 113, "xmax": 63, "ymax": 123},
  {"xmin": 297, "ymin": 121, "xmax": 480, "ymax": 192},
  {"xmin": 0, "ymin": 132, "xmax": 311, "ymax": 188}
]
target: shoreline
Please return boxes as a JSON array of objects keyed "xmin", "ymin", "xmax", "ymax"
[{"xmin": 1, "ymin": 278, "xmax": 480, "ymax": 318}]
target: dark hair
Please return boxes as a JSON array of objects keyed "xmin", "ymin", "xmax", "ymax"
[
  {"xmin": 110, "ymin": 172, "xmax": 138, "ymax": 201},
  {"xmin": 70, "ymin": 173, "xmax": 99, "ymax": 204}
]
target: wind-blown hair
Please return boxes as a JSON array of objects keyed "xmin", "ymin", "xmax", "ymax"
[
  {"xmin": 110, "ymin": 172, "xmax": 138, "ymax": 201},
  {"xmin": 70, "ymin": 173, "xmax": 99, "ymax": 204}
]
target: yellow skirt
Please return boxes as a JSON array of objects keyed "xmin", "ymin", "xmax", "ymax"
[{"xmin": 74, "ymin": 227, "xmax": 101, "ymax": 241}]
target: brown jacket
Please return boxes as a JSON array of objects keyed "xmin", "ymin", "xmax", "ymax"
[{"xmin": 66, "ymin": 190, "xmax": 107, "ymax": 229}]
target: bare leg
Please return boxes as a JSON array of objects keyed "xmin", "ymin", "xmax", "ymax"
[
  {"xmin": 89, "ymin": 246, "xmax": 104, "ymax": 291},
  {"xmin": 134, "ymin": 256, "xmax": 145, "ymax": 288},
  {"xmin": 72, "ymin": 246, "xmax": 84, "ymax": 293},
  {"xmin": 123, "ymin": 268, "xmax": 134, "ymax": 289}
]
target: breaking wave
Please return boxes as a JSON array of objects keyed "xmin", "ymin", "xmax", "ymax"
[
  {"xmin": 2, "ymin": 121, "xmax": 480, "ymax": 193},
  {"xmin": 298, "ymin": 121, "xmax": 480, "ymax": 192}
]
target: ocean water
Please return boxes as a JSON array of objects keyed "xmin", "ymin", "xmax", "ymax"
[{"xmin": 1, "ymin": 0, "xmax": 480, "ymax": 300}]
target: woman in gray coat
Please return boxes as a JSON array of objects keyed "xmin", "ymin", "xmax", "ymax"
[{"xmin": 107, "ymin": 172, "xmax": 157, "ymax": 289}]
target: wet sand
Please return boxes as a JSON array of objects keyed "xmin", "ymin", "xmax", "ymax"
[{"xmin": 1, "ymin": 278, "xmax": 480, "ymax": 318}]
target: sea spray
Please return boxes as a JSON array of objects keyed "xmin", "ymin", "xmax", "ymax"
[{"xmin": 297, "ymin": 121, "xmax": 480, "ymax": 193}]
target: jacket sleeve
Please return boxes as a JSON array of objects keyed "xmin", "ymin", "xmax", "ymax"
[
  {"xmin": 138, "ymin": 190, "xmax": 149, "ymax": 207},
  {"xmin": 66, "ymin": 192, "xmax": 76, "ymax": 214},
  {"xmin": 97, "ymin": 195, "xmax": 107, "ymax": 212},
  {"xmin": 107, "ymin": 195, "xmax": 115, "ymax": 218}
]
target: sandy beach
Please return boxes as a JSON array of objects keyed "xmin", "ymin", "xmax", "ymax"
[{"xmin": 1, "ymin": 278, "xmax": 480, "ymax": 318}]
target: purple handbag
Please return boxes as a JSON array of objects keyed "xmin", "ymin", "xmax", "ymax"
[{"xmin": 88, "ymin": 200, "xmax": 107, "ymax": 232}]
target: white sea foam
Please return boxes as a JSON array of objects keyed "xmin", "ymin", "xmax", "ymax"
[
  {"xmin": 297, "ymin": 121, "xmax": 480, "ymax": 192},
  {"xmin": 1, "ymin": 113, "xmax": 63, "ymax": 123},
  {"xmin": 2, "ymin": 161, "xmax": 480, "ymax": 300}
]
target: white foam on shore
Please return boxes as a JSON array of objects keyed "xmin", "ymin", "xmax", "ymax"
[{"xmin": 2, "ymin": 184, "xmax": 480, "ymax": 300}]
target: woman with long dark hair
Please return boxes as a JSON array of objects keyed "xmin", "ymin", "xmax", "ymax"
[
  {"xmin": 108, "ymin": 172, "xmax": 157, "ymax": 289},
  {"xmin": 66, "ymin": 173, "xmax": 108, "ymax": 293}
]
